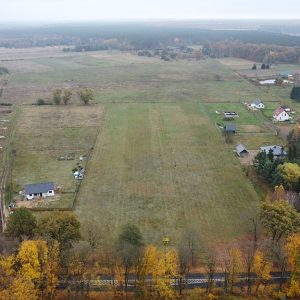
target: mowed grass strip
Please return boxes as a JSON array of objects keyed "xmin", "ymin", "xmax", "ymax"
[{"xmin": 76, "ymin": 103, "xmax": 259, "ymax": 247}]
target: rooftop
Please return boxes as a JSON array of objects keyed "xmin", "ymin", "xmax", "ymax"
[
  {"xmin": 260, "ymin": 145, "xmax": 287, "ymax": 156},
  {"xmin": 225, "ymin": 124, "xmax": 236, "ymax": 132},
  {"xmin": 252, "ymin": 99, "xmax": 263, "ymax": 105},
  {"xmin": 273, "ymin": 107, "xmax": 286, "ymax": 117},
  {"xmin": 236, "ymin": 144, "xmax": 248, "ymax": 155},
  {"xmin": 25, "ymin": 182, "xmax": 55, "ymax": 195}
]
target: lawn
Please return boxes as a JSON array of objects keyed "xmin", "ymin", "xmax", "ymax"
[
  {"xmin": 203, "ymin": 102, "xmax": 262, "ymax": 125},
  {"xmin": 76, "ymin": 103, "xmax": 260, "ymax": 248}
]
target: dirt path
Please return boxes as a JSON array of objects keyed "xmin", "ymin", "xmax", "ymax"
[
  {"xmin": 0, "ymin": 165, "xmax": 9, "ymax": 232},
  {"xmin": 0, "ymin": 107, "xmax": 20, "ymax": 232}
]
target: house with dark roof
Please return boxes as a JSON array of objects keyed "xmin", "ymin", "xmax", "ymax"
[
  {"xmin": 25, "ymin": 182, "xmax": 55, "ymax": 200},
  {"xmin": 225, "ymin": 124, "xmax": 236, "ymax": 134},
  {"xmin": 260, "ymin": 145, "xmax": 287, "ymax": 157},
  {"xmin": 250, "ymin": 99, "xmax": 265, "ymax": 109},
  {"xmin": 236, "ymin": 144, "xmax": 249, "ymax": 157},
  {"xmin": 273, "ymin": 107, "xmax": 290, "ymax": 121}
]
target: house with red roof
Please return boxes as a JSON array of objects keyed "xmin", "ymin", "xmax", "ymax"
[{"xmin": 273, "ymin": 107, "xmax": 290, "ymax": 122}]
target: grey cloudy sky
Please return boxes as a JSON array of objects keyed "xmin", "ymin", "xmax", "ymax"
[{"xmin": 1, "ymin": 0, "xmax": 300, "ymax": 22}]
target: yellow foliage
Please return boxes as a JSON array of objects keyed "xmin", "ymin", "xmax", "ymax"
[
  {"xmin": 286, "ymin": 234, "xmax": 300, "ymax": 297},
  {"xmin": 278, "ymin": 163, "xmax": 300, "ymax": 186},
  {"xmin": 0, "ymin": 255, "xmax": 15, "ymax": 277},
  {"xmin": 17, "ymin": 240, "xmax": 48, "ymax": 282},
  {"xmin": 286, "ymin": 234, "xmax": 300, "ymax": 269},
  {"xmin": 228, "ymin": 248, "xmax": 242, "ymax": 288},
  {"xmin": 252, "ymin": 250, "xmax": 271, "ymax": 281},
  {"xmin": 252, "ymin": 250, "xmax": 271, "ymax": 293},
  {"xmin": 0, "ymin": 240, "xmax": 59, "ymax": 299},
  {"xmin": 144, "ymin": 247, "xmax": 179, "ymax": 299},
  {"xmin": 287, "ymin": 279, "xmax": 300, "ymax": 298},
  {"xmin": 0, "ymin": 276, "xmax": 38, "ymax": 300}
]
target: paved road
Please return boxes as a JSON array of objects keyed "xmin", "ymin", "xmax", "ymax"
[{"xmin": 58, "ymin": 272, "xmax": 290, "ymax": 291}]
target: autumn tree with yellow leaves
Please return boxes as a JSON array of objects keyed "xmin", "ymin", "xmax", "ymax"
[
  {"xmin": 222, "ymin": 248, "xmax": 243, "ymax": 294},
  {"xmin": 252, "ymin": 250, "xmax": 271, "ymax": 294},
  {"xmin": 137, "ymin": 245, "xmax": 179, "ymax": 300},
  {"xmin": 0, "ymin": 239, "xmax": 59, "ymax": 299},
  {"xmin": 286, "ymin": 234, "xmax": 300, "ymax": 297},
  {"xmin": 275, "ymin": 162, "xmax": 300, "ymax": 192}
]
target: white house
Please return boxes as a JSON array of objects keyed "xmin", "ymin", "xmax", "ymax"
[
  {"xmin": 25, "ymin": 182, "xmax": 55, "ymax": 200},
  {"xmin": 273, "ymin": 107, "xmax": 290, "ymax": 122},
  {"xmin": 260, "ymin": 145, "xmax": 287, "ymax": 157},
  {"xmin": 250, "ymin": 99, "xmax": 265, "ymax": 109}
]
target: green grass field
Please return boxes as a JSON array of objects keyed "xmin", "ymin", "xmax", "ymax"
[
  {"xmin": 76, "ymin": 103, "xmax": 259, "ymax": 246},
  {"xmin": 4, "ymin": 50, "xmax": 295, "ymax": 248}
]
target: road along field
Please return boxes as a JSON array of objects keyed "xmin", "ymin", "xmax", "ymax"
[{"xmin": 76, "ymin": 103, "xmax": 260, "ymax": 247}]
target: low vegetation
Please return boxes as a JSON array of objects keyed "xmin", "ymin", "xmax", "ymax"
[{"xmin": 1, "ymin": 208, "xmax": 300, "ymax": 299}]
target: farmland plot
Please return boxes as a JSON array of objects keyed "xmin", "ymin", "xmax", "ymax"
[
  {"xmin": 11, "ymin": 105, "xmax": 103, "ymax": 208},
  {"xmin": 76, "ymin": 103, "xmax": 259, "ymax": 247}
]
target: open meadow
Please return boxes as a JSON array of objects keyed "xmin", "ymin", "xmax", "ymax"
[
  {"xmin": 1, "ymin": 48, "xmax": 293, "ymax": 248},
  {"xmin": 76, "ymin": 102, "xmax": 260, "ymax": 247}
]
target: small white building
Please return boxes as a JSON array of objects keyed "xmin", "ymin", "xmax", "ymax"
[
  {"xmin": 259, "ymin": 79, "xmax": 276, "ymax": 86},
  {"xmin": 250, "ymin": 99, "xmax": 265, "ymax": 109},
  {"xmin": 273, "ymin": 107, "xmax": 290, "ymax": 122},
  {"xmin": 25, "ymin": 182, "xmax": 55, "ymax": 200}
]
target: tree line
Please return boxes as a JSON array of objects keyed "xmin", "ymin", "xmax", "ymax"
[
  {"xmin": 2, "ymin": 24, "xmax": 300, "ymax": 49},
  {"xmin": 1, "ymin": 206, "xmax": 300, "ymax": 299},
  {"xmin": 36, "ymin": 88, "xmax": 94, "ymax": 106},
  {"xmin": 203, "ymin": 41, "xmax": 300, "ymax": 64},
  {"xmin": 254, "ymin": 126, "xmax": 300, "ymax": 196}
]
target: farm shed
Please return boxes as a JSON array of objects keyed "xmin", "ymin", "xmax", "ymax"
[
  {"xmin": 225, "ymin": 124, "xmax": 236, "ymax": 134},
  {"xmin": 25, "ymin": 182, "xmax": 55, "ymax": 200},
  {"xmin": 260, "ymin": 145, "xmax": 287, "ymax": 157},
  {"xmin": 224, "ymin": 112, "xmax": 239, "ymax": 119},
  {"xmin": 250, "ymin": 99, "xmax": 265, "ymax": 109},
  {"xmin": 236, "ymin": 144, "xmax": 249, "ymax": 157}
]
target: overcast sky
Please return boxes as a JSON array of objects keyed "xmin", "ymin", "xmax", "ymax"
[{"xmin": 1, "ymin": 0, "xmax": 300, "ymax": 23}]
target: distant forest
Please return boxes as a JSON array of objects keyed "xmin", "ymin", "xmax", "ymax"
[{"xmin": 1, "ymin": 23, "xmax": 300, "ymax": 63}]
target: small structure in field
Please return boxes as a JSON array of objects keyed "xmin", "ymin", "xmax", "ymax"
[
  {"xmin": 236, "ymin": 144, "xmax": 249, "ymax": 157},
  {"xmin": 277, "ymin": 71, "xmax": 293, "ymax": 80},
  {"xmin": 224, "ymin": 112, "xmax": 239, "ymax": 120},
  {"xmin": 225, "ymin": 124, "xmax": 236, "ymax": 134},
  {"xmin": 273, "ymin": 107, "xmax": 291, "ymax": 121},
  {"xmin": 259, "ymin": 79, "xmax": 276, "ymax": 85},
  {"xmin": 58, "ymin": 152, "xmax": 75, "ymax": 161},
  {"xmin": 250, "ymin": 99, "xmax": 265, "ymax": 109},
  {"xmin": 260, "ymin": 145, "xmax": 287, "ymax": 157},
  {"xmin": 25, "ymin": 182, "xmax": 55, "ymax": 200}
]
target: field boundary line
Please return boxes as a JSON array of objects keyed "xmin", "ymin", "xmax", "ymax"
[
  {"xmin": 72, "ymin": 107, "xmax": 107, "ymax": 209},
  {"xmin": 0, "ymin": 106, "xmax": 21, "ymax": 231}
]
